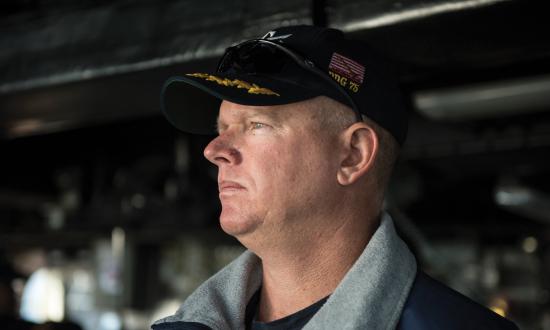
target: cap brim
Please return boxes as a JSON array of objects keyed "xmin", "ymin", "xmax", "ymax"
[{"xmin": 161, "ymin": 72, "xmax": 322, "ymax": 134}]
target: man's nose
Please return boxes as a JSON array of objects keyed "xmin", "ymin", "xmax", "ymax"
[{"xmin": 203, "ymin": 134, "xmax": 242, "ymax": 166}]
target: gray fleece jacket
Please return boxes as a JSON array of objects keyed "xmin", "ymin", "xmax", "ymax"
[{"xmin": 152, "ymin": 212, "xmax": 417, "ymax": 330}]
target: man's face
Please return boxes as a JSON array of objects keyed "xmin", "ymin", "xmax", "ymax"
[{"xmin": 203, "ymin": 99, "xmax": 342, "ymax": 246}]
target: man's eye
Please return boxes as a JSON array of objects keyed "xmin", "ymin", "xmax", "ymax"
[{"xmin": 251, "ymin": 122, "xmax": 267, "ymax": 130}]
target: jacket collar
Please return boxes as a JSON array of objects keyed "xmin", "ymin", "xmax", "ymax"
[{"xmin": 153, "ymin": 212, "xmax": 417, "ymax": 329}]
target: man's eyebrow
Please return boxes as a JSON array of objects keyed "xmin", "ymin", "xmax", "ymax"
[
  {"xmin": 215, "ymin": 109, "xmax": 283, "ymax": 133},
  {"xmin": 250, "ymin": 109, "xmax": 282, "ymax": 122}
]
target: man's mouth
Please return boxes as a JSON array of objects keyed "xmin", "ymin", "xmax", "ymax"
[{"xmin": 218, "ymin": 180, "xmax": 246, "ymax": 193}]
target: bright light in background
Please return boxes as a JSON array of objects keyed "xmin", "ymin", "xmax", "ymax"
[
  {"xmin": 20, "ymin": 267, "xmax": 65, "ymax": 323},
  {"xmin": 522, "ymin": 237, "xmax": 538, "ymax": 254},
  {"xmin": 111, "ymin": 227, "xmax": 126, "ymax": 260},
  {"xmin": 98, "ymin": 311, "xmax": 122, "ymax": 330},
  {"xmin": 495, "ymin": 189, "xmax": 532, "ymax": 206}
]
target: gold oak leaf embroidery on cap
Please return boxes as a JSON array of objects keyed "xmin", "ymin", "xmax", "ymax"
[{"xmin": 187, "ymin": 73, "xmax": 280, "ymax": 96}]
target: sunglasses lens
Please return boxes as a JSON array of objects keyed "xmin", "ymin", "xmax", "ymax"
[{"xmin": 218, "ymin": 42, "xmax": 291, "ymax": 75}]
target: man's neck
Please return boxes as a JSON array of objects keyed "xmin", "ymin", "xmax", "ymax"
[{"xmin": 254, "ymin": 211, "xmax": 380, "ymax": 322}]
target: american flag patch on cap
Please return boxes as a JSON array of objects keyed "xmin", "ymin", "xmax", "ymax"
[{"xmin": 328, "ymin": 53, "xmax": 365, "ymax": 84}]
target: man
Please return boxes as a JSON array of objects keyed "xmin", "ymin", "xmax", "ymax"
[{"xmin": 152, "ymin": 25, "xmax": 518, "ymax": 329}]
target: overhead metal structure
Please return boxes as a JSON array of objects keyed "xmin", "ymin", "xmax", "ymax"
[{"xmin": 1, "ymin": 0, "xmax": 550, "ymax": 138}]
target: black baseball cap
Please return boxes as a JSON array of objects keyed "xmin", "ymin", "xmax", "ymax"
[{"xmin": 161, "ymin": 25, "xmax": 408, "ymax": 145}]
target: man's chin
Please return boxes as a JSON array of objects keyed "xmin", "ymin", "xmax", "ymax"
[
  {"xmin": 220, "ymin": 218, "xmax": 257, "ymax": 237},
  {"xmin": 219, "ymin": 211, "xmax": 262, "ymax": 238}
]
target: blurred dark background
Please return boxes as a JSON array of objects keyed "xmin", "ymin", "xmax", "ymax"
[{"xmin": 1, "ymin": 0, "xmax": 550, "ymax": 329}]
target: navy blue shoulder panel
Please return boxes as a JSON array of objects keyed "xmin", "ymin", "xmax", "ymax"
[
  {"xmin": 151, "ymin": 321, "xmax": 212, "ymax": 330},
  {"xmin": 398, "ymin": 272, "xmax": 519, "ymax": 330}
]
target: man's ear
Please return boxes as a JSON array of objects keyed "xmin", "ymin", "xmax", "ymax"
[{"xmin": 337, "ymin": 123, "xmax": 378, "ymax": 186}]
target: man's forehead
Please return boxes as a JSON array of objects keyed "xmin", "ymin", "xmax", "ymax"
[{"xmin": 217, "ymin": 100, "xmax": 296, "ymax": 123}]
